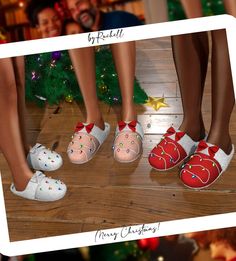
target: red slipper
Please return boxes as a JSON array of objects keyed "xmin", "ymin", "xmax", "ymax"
[
  {"xmin": 179, "ymin": 140, "xmax": 235, "ymax": 189},
  {"xmin": 149, "ymin": 126, "xmax": 198, "ymax": 171}
]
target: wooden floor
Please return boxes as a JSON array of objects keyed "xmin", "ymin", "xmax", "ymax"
[{"xmin": 1, "ymin": 37, "xmax": 236, "ymax": 242}]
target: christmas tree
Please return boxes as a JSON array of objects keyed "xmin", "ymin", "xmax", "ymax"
[
  {"xmin": 168, "ymin": 0, "xmax": 226, "ymax": 21},
  {"xmin": 25, "ymin": 47, "xmax": 148, "ymax": 107}
]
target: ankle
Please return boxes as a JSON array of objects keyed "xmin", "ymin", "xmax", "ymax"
[
  {"xmin": 207, "ymin": 133, "xmax": 232, "ymax": 155},
  {"xmin": 12, "ymin": 171, "xmax": 32, "ymax": 191},
  {"xmin": 179, "ymin": 120, "xmax": 205, "ymax": 141},
  {"xmin": 24, "ymin": 145, "xmax": 30, "ymax": 156},
  {"xmin": 86, "ymin": 117, "xmax": 105, "ymax": 130},
  {"xmin": 122, "ymin": 105, "xmax": 137, "ymax": 122}
]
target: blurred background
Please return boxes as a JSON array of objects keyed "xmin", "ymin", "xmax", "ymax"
[
  {"xmin": 2, "ymin": 227, "xmax": 236, "ymax": 261},
  {"xmin": 0, "ymin": 0, "xmax": 226, "ymax": 43}
]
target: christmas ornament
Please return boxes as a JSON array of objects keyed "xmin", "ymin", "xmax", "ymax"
[
  {"xmin": 147, "ymin": 237, "xmax": 160, "ymax": 251},
  {"xmin": 52, "ymin": 51, "xmax": 62, "ymax": 60},
  {"xmin": 98, "ymin": 83, "xmax": 108, "ymax": 94},
  {"xmin": 25, "ymin": 49, "xmax": 147, "ymax": 106},
  {"xmin": 65, "ymin": 94, "xmax": 73, "ymax": 103},
  {"xmin": 137, "ymin": 237, "xmax": 160, "ymax": 251},
  {"xmin": 137, "ymin": 239, "xmax": 149, "ymax": 251},
  {"xmin": 35, "ymin": 95, "xmax": 46, "ymax": 101},
  {"xmin": 145, "ymin": 96, "xmax": 169, "ymax": 111},
  {"xmin": 112, "ymin": 96, "xmax": 119, "ymax": 103},
  {"xmin": 95, "ymin": 46, "xmax": 101, "ymax": 52}
]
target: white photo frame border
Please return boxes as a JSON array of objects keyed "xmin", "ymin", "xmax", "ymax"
[{"xmin": 0, "ymin": 14, "xmax": 236, "ymax": 256}]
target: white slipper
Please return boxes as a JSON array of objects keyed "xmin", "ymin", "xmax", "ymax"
[
  {"xmin": 27, "ymin": 143, "xmax": 63, "ymax": 171},
  {"xmin": 10, "ymin": 171, "xmax": 67, "ymax": 201}
]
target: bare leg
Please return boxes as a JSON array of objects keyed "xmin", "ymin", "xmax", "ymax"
[
  {"xmin": 67, "ymin": 47, "xmax": 103, "ymax": 164},
  {"xmin": 110, "ymin": 42, "xmax": 137, "ymax": 121},
  {"xmin": 110, "ymin": 42, "xmax": 142, "ymax": 163},
  {"xmin": 171, "ymin": 32, "xmax": 209, "ymax": 141},
  {"xmin": 224, "ymin": 0, "xmax": 236, "ymax": 16},
  {"xmin": 207, "ymin": 29, "xmax": 234, "ymax": 153},
  {"xmin": 0, "ymin": 58, "xmax": 32, "ymax": 191},
  {"xmin": 180, "ymin": 0, "xmax": 203, "ymax": 18},
  {"xmin": 171, "ymin": 0, "xmax": 208, "ymax": 140},
  {"xmin": 13, "ymin": 56, "xmax": 29, "ymax": 155},
  {"xmin": 68, "ymin": 47, "xmax": 104, "ymax": 130}
]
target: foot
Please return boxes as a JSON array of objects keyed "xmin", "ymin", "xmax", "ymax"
[
  {"xmin": 27, "ymin": 143, "xmax": 63, "ymax": 171},
  {"xmin": 113, "ymin": 120, "xmax": 143, "ymax": 163},
  {"xmin": 179, "ymin": 140, "xmax": 235, "ymax": 189},
  {"xmin": 179, "ymin": 118, "xmax": 205, "ymax": 142},
  {"xmin": 207, "ymin": 133, "xmax": 232, "ymax": 155},
  {"xmin": 10, "ymin": 171, "xmax": 67, "ymax": 201},
  {"xmin": 149, "ymin": 126, "xmax": 201, "ymax": 171},
  {"xmin": 67, "ymin": 122, "xmax": 110, "ymax": 164}
]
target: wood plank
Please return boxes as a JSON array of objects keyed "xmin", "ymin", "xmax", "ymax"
[
  {"xmin": 2, "ymin": 36, "xmax": 236, "ymax": 243},
  {"xmin": 141, "ymin": 82, "xmax": 178, "ymax": 98},
  {"xmin": 4, "ymin": 184, "xmax": 236, "ymax": 241},
  {"xmin": 7, "ymin": 220, "xmax": 83, "ymax": 242}
]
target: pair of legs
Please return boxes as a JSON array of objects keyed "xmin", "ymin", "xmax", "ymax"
[
  {"xmin": 0, "ymin": 57, "xmax": 66, "ymax": 201},
  {"xmin": 149, "ymin": 0, "xmax": 235, "ymax": 189},
  {"xmin": 68, "ymin": 42, "xmax": 143, "ymax": 163},
  {"xmin": 172, "ymin": 0, "xmax": 235, "ymax": 154},
  {"xmin": 0, "ymin": 57, "xmax": 32, "ymax": 191},
  {"xmin": 68, "ymin": 42, "xmax": 137, "ymax": 129}
]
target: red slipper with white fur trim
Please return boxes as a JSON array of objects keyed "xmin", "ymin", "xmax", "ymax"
[
  {"xmin": 149, "ymin": 126, "xmax": 198, "ymax": 171},
  {"xmin": 179, "ymin": 140, "xmax": 235, "ymax": 189}
]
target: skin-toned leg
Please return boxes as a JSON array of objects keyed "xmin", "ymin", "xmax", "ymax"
[
  {"xmin": 171, "ymin": 0, "xmax": 208, "ymax": 140},
  {"xmin": 180, "ymin": 0, "xmax": 203, "ymax": 18},
  {"xmin": 111, "ymin": 42, "xmax": 142, "ymax": 163},
  {"xmin": 207, "ymin": 29, "xmax": 234, "ymax": 153},
  {"xmin": 0, "ymin": 58, "xmax": 32, "ymax": 191},
  {"xmin": 110, "ymin": 41, "xmax": 137, "ymax": 121},
  {"xmin": 224, "ymin": 0, "xmax": 236, "ymax": 16},
  {"xmin": 177, "ymin": 0, "xmax": 235, "ymax": 153},
  {"xmin": 68, "ymin": 47, "xmax": 105, "ymax": 130},
  {"xmin": 13, "ymin": 56, "xmax": 29, "ymax": 155},
  {"xmin": 171, "ymin": 32, "xmax": 209, "ymax": 140}
]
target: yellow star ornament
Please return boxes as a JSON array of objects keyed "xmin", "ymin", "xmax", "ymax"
[{"xmin": 145, "ymin": 96, "xmax": 169, "ymax": 111}]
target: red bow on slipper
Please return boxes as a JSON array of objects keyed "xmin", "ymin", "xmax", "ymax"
[
  {"xmin": 196, "ymin": 140, "xmax": 219, "ymax": 157},
  {"xmin": 75, "ymin": 122, "xmax": 94, "ymax": 133},
  {"xmin": 118, "ymin": 120, "xmax": 137, "ymax": 132},
  {"xmin": 164, "ymin": 127, "xmax": 185, "ymax": 142}
]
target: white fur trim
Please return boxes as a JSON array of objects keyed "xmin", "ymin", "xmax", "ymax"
[
  {"xmin": 202, "ymin": 142, "xmax": 235, "ymax": 171},
  {"xmin": 166, "ymin": 127, "xmax": 197, "ymax": 155},
  {"xmin": 78, "ymin": 123, "xmax": 110, "ymax": 145}
]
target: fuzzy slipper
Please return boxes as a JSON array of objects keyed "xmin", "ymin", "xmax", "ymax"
[
  {"xmin": 67, "ymin": 122, "xmax": 110, "ymax": 164},
  {"xmin": 148, "ymin": 126, "xmax": 198, "ymax": 171},
  {"xmin": 27, "ymin": 143, "xmax": 63, "ymax": 172},
  {"xmin": 179, "ymin": 140, "xmax": 235, "ymax": 189},
  {"xmin": 10, "ymin": 171, "xmax": 67, "ymax": 201},
  {"xmin": 113, "ymin": 120, "xmax": 144, "ymax": 163}
]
